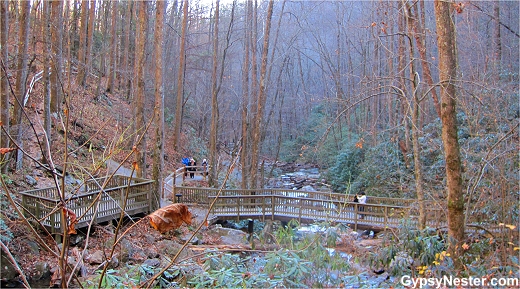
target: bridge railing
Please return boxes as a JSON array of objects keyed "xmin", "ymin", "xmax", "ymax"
[
  {"xmin": 170, "ymin": 186, "xmax": 446, "ymax": 229},
  {"xmin": 20, "ymin": 175, "xmax": 155, "ymax": 234},
  {"xmin": 208, "ymin": 194, "xmax": 412, "ymax": 229}
]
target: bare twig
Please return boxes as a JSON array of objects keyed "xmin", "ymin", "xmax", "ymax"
[{"xmin": 0, "ymin": 240, "xmax": 31, "ymax": 288}]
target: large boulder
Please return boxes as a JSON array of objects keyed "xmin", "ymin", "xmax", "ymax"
[{"xmin": 1, "ymin": 251, "xmax": 19, "ymax": 285}]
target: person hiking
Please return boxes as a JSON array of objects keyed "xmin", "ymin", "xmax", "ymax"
[
  {"xmin": 357, "ymin": 191, "xmax": 367, "ymax": 219},
  {"xmin": 189, "ymin": 158, "xmax": 196, "ymax": 178},
  {"xmin": 201, "ymin": 159, "xmax": 208, "ymax": 176}
]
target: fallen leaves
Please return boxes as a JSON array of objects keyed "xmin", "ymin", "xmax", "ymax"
[
  {"xmin": 149, "ymin": 203, "xmax": 193, "ymax": 234},
  {"xmin": 0, "ymin": 148, "xmax": 16, "ymax": 154},
  {"xmin": 63, "ymin": 207, "xmax": 78, "ymax": 235}
]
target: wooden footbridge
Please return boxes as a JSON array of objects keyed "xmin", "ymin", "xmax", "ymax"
[
  {"xmin": 163, "ymin": 167, "xmax": 446, "ymax": 231},
  {"xmin": 19, "ymin": 167, "xmax": 445, "ymax": 235},
  {"xmin": 167, "ymin": 186, "xmax": 445, "ymax": 231}
]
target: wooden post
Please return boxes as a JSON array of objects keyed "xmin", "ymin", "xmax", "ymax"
[
  {"xmin": 262, "ymin": 196, "xmax": 266, "ymax": 222},
  {"xmin": 384, "ymin": 206, "xmax": 388, "ymax": 230},
  {"xmin": 354, "ymin": 204, "xmax": 358, "ymax": 231},
  {"xmin": 298, "ymin": 198, "xmax": 302, "ymax": 224},
  {"xmin": 271, "ymin": 195, "xmax": 275, "ymax": 221},
  {"xmin": 237, "ymin": 197, "xmax": 240, "ymax": 222}
]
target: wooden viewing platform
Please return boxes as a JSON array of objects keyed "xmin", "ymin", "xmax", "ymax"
[{"xmin": 19, "ymin": 175, "xmax": 155, "ymax": 235}]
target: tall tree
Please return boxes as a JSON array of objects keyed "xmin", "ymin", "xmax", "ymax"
[
  {"xmin": 14, "ymin": 0, "xmax": 31, "ymax": 127},
  {"xmin": 107, "ymin": 0, "xmax": 118, "ymax": 93},
  {"xmin": 134, "ymin": 1, "xmax": 147, "ymax": 178},
  {"xmin": 0, "ymin": 0, "xmax": 9, "ymax": 172},
  {"xmin": 76, "ymin": 0, "xmax": 88, "ymax": 86},
  {"xmin": 173, "ymin": 0, "xmax": 188, "ymax": 152},
  {"xmin": 408, "ymin": 0, "xmax": 441, "ymax": 119},
  {"xmin": 50, "ymin": 0, "xmax": 63, "ymax": 114},
  {"xmin": 121, "ymin": 1, "xmax": 133, "ymax": 97},
  {"xmin": 493, "ymin": 0, "xmax": 501, "ymax": 81},
  {"xmin": 209, "ymin": 0, "xmax": 236, "ymax": 187},
  {"xmin": 152, "ymin": 0, "xmax": 165, "ymax": 211},
  {"xmin": 250, "ymin": 0, "xmax": 274, "ymax": 189},
  {"xmin": 209, "ymin": 0, "xmax": 221, "ymax": 187},
  {"xmin": 42, "ymin": 0, "xmax": 52, "ymax": 166},
  {"xmin": 240, "ymin": 0, "xmax": 252, "ymax": 189},
  {"xmin": 404, "ymin": 0, "xmax": 426, "ymax": 230},
  {"xmin": 434, "ymin": 0, "xmax": 464, "ymax": 268},
  {"xmin": 12, "ymin": 0, "xmax": 31, "ymax": 170},
  {"xmin": 85, "ymin": 0, "xmax": 95, "ymax": 87}
]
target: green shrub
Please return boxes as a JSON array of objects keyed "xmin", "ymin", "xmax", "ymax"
[{"xmin": 369, "ymin": 220, "xmax": 449, "ymax": 276}]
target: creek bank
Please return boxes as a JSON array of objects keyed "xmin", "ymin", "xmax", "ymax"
[{"xmin": 266, "ymin": 162, "xmax": 330, "ymax": 191}]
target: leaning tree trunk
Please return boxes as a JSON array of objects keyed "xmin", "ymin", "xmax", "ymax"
[
  {"xmin": 434, "ymin": 0, "xmax": 464, "ymax": 268},
  {"xmin": 410, "ymin": 0, "xmax": 441, "ymax": 119}
]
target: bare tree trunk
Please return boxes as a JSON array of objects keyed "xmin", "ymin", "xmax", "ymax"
[
  {"xmin": 0, "ymin": 0, "xmax": 9, "ymax": 173},
  {"xmin": 152, "ymin": 0, "xmax": 165, "ymax": 211},
  {"xmin": 107, "ymin": 0, "xmax": 118, "ymax": 93},
  {"xmin": 76, "ymin": 0, "xmax": 88, "ymax": 86},
  {"xmin": 12, "ymin": 0, "xmax": 31, "ymax": 170},
  {"xmin": 241, "ymin": 0, "xmax": 252, "ymax": 189},
  {"xmin": 209, "ymin": 0, "xmax": 220, "ymax": 187},
  {"xmin": 434, "ymin": 0, "xmax": 464, "ymax": 268},
  {"xmin": 173, "ymin": 0, "xmax": 188, "ymax": 152},
  {"xmin": 397, "ymin": 1, "xmax": 410, "ymax": 169},
  {"xmin": 493, "ymin": 0, "xmax": 501, "ymax": 81},
  {"xmin": 43, "ymin": 0, "xmax": 52, "ymax": 166},
  {"xmin": 404, "ymin": 0, "xmax": 426, "ymax": 229},
  {"xmin": 85, "ymin": 0, "xmax": 95, "ymax": 87},
  {"xmin": 411, "ymin": 88, "xmax": 426, "ymax": 230},
  {"xmin": 409, "ymin": 0, "xmax": 441, "ymax": 119},
  {"xmin": 50, "ymin": 0, "xmax": 63, "ymax": 114},
  {"xmin": 122, "ymin": 1, "xmax": 133, "ymax": 98},
  {"xmin": 14, "ymin": 0, "xmax": 30, "ymax": 127},
  {"xmin": 248, "ymin": 0, "xmax": 259, "ymax": 188},
  {"xmin": 250, "ymin": 0, "xmax": 274, "ymax": 189},
  {"xmin": 134, "ymin": 1, "xmax": 147, "ymax": 178}
]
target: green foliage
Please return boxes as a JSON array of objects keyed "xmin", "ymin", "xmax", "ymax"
[
  {"xmin": 326, "ymin": 141, "xmax": 365, "ymax": 193},
  {"xmin": 189, "ymin": 221, "xmax": 354, "ymax": 288},
  {"xmin": 1, "ymin": 174, "xmax": 13, "ymax": 185},
  {"xmin": 0, "ymin": 187, "xmax": 14, "ymax": 243},
  {"xmin": 0, "ymin": 217, "xmax": 13, "ymax": 243},
  {"xmin": 355, "ymin": 140, "xmax": 410, "ymax": 198},
  {"xmin": 83, "ymin": 264, "xmax": 178, "ymax": 288},
  {"xmin": 274, "ymin": 219, "xmax": 299, "ymax": 248},
  {"xmin": 279, "ymin": 105, "xmax": 333, "ymax": 165},
  {"xmin": 369, "ymin": 220, "xmax": 449, "ymax": 276}
]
